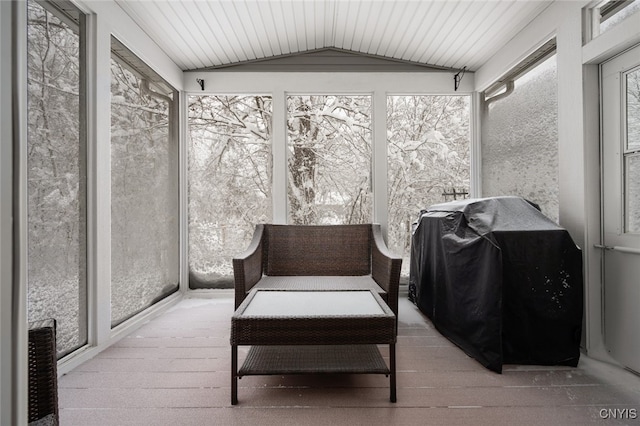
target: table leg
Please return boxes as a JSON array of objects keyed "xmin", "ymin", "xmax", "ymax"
[
  {"xmin": 390, "ymin": 343, "xmax": 396, "ymax": 403},
  {"xmin": 231, "ymin": 345, "xmax": 238, "ymax": 405}
]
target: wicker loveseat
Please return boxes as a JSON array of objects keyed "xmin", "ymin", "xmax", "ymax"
[
  {"xmin": 233, "ymin": 224, "xmax": 402, "ymax": 317},
  {"xmin": 28, "ymin": 319, "xmax": 58, "ymax": 426}
]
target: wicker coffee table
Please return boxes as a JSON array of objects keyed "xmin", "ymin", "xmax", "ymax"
[{"xmin": 230, "ymin": 289, "xmax": 397, "ymax": 405}]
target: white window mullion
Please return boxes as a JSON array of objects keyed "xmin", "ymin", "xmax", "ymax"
[
  {"xmin": 373, "ymin": 90, "xmax": 389, "ymax": 236},
  {"xmin": 272, "ymin": 90, "xmax": 287, "ymax": 224},
  {"xmin": 92, "ymin": 15, "xmax": 112, "ymax": 352},
  {"xmin": 470, "ymin": 91, "xmax": 482, "ymax": 198},
  {"xmin": 7, "ymin": 1, "xmax": 29, "ymax": 423},
  {"xmin": 179, "ymin": 90, "xmax": 189, "ymax": 292}
]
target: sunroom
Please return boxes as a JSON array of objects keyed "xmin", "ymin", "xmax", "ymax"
[{"xmin": 2, "ymin": 0, "xmax": 640, "ymax": 424}]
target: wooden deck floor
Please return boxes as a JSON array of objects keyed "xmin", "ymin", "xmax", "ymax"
[{"xmin": 58, "ymin": 291, "xmax": 640, "ymax": 425}]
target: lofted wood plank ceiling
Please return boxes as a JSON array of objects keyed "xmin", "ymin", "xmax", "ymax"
[{"xmin": 115, "ymin": 0, "xmax": 554, "ymax": 72}]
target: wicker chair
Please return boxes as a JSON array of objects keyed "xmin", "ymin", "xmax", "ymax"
[
  {"xmin": 233, "ymin": 224, "xmax": 402, "ymax": 317},
  {"xmin": 28, "ymin": 319, "xmax": 58, "ymax": 426}
]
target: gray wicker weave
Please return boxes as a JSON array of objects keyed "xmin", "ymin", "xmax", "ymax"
[
  {"xmin": 232, "ymin": 224, "xmax": 402, "ymax": 317},
  {"xmin": 230, "ymin": 289, "xmax": 397, "ymax": 405},
  {"xmin": 238, "ymin": 345, "xmax": 390, "ymax": 375}
]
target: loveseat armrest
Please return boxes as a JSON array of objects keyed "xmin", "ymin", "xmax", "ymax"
[
  {"xmin": 370, "ymin": 224, "xmax": 402, "ymax": 317},
  {"xmin": 233, "ymin": 224, "xmax": 265, "ymax": 309}
]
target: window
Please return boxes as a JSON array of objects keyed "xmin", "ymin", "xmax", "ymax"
[
  {"xmin": 188, "ymin": 95, "xmax": 272, "ymax": 288},
  {"xmin": 387, "ymin": 95, "xmax": 470, "ymax": 277},
  {"xmin": 110, "ymin": 38, "xmax": 179, "ymax": 326},
  {"xmin": 625, "ymin": 68, "xmax": 640, "ymax": 232},
  {"xmin": 286, "ymin": 95, "xmax": 372, "ymax": 225},
  {"xmin": 27, "ymin": 0, "xmax": 87, "ymax": 357},
  {"xmin": 591, "ymin": 0, "xmax": 640, "ymax": 38},
  {"xmin": 627, "ymin": 68, "xmax": 640, "ymax": 151},
  {"xmin": 482, "ymin": 53, "xmax": 559, "ymax": 222}
]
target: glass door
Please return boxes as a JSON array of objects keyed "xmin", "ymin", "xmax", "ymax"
[{"xmin": 601, "ymin": 44, "xmax": 640, "ymax": 373}]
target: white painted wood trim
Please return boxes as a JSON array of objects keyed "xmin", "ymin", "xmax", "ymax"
[
  {"xmin": 83, "ymin": 9, "xmax": 101, "ymax": 352},
  {"xmin": 556, "ymin": 4, "xmax": 586, "ymax": 247},
  {"xmin": 56, "ymin": 0, "xmax": 187, "ymax": 374},
  {"xmin": 582, "ymin": 64, "xmax": 605, "ymax": 357},
  {"xmin": 1, "ymin": 2, "xmax": 27, "ymax": 423},
  {"xmin": 373, "ymin": 90, "xmax": 388, "ymax": 234},
  {"xmin": 58, "ymin": 292, "xmax": 182, "ymax": 375},
  {"xmin": 179, "ymin": 90, "xmax": 189, "ymax": 293},
  {"xmin": 583, "ymin": 8, "xmax": 640, "ymax": 65},
  {"xmin": 93, "ymin": 5, "xmax": 113, "ymax": 350},
  {"xmin": 470, "ymin": 92, "xmax": 482, "ymax": 198},
  {"xmin": 474, "ymin": 1, "xmax": 588, "ymax": 92},
  {"xmin": 76, "ymin": 0, "xmax": 184, "ymax": 91},
  {"xmin": 13, "ymin": 2, "xmax": 29, "ymax": 423},
  {"xmin": 183, "ymin": 71, "xmax": 475, "ymax": 94},
  {"xmin": 272, "ymin": 90, "xmax": 287, "ymax": 224},
  {"xmin": 183, "ymin": 71, "xmax": 474, "ymax": 234},
  {"xmin": 0, "ymin": 1, "xmax": 14, "ymax": 422}
]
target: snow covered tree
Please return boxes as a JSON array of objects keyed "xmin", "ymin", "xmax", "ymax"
[
  {"xmin": 27, "ymin": 0, "xmax": 86, "ymax": 356},
  {"xmin": 287, "ymin": 95, "xmax": 372, "ymax": 225},
  {"xmin": 387, "ymin": 96, "xmax": 470, "ymax": 275},
  {"xmin": 188, "ymin": 95, "xmax": 272, "ymax": 287},
  {"xmin": 626, "ymin": 70, "xmax": 640, "ymax": 231},
  {"xmin": 110, "ymin": 53, "xmax": 179, "ymax": 325}
]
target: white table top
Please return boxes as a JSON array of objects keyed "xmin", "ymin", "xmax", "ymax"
[{"xmin": 242, "ymin": 290, "xmax": 385, "ymax": 317}]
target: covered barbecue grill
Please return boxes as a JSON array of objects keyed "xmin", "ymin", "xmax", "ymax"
[{"xmin": 409, "ymin": 196, "xmax": 583, "ymax": 373}]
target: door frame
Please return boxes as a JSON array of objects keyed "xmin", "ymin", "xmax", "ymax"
[{"xmin": 599, "ymin": 44, "xmax": 640, "ymax": 373}]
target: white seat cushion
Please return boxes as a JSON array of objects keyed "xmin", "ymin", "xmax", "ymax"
[{"xmin": 253, "ymin": 275, "xmax": 386, "ymax": 296}]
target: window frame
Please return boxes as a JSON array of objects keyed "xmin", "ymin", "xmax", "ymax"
[
  {"xmin": 587, "ymin": 0, "xmax": 640, "ymax": 41},
  {"xmin": 26, "ymin": 0, "xmax": 89, "ymax": 359},
  {"xmin": 186, "ymin": 94, "xmax": 274, "ymax": 289},
  {"xmin": 386, "ymin": 94, "xmax": 472, "ymax": 279},
  {"xmin": 623, "ymin": 66, "xmax": 640, "ymax": 233},
  {"xmin": 183, "ymin": 72, "xmax": 477, "ymax": 235},
  {"xmin": 285, "ymin": 93, "xmax": 374, "ymax": 225},
  {"xmin": 480, "ymin": 42, "xmax": 560, "ymax": 222},
  {"xmin": 109, "ymin": 36, "xmax": 181, "ymax": 327}
]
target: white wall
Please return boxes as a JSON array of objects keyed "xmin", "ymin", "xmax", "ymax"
[{"xmin": 475, "ymin": 0, "xmax": 640, "ymax": 364}]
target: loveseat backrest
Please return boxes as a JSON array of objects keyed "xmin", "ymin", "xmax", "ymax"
[{"xmin": 263, "ymin": 224, "xmax": 372, "ymax": 276}]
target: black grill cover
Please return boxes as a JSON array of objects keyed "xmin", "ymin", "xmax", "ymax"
[{"xmin": 409, "ymin": 196, "xmax": 583, "ymax": 373}]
